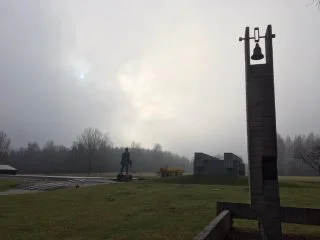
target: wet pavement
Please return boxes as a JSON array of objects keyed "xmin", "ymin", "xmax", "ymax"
[
  {"xmin": 0, "ymin": 174, "xmax": 119, "ymax": 195},
  {"xmin": 0, "ymin": 189, "xmax": 39, "ymax": 196}
]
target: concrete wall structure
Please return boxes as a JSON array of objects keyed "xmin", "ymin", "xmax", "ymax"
[
  {"xmin": 224, "ymin": 153, "xmax": 245, "ymax": 176},
  {"xmin": 193, "ymin": 152, "xmax": 245, "ymax": 176}
]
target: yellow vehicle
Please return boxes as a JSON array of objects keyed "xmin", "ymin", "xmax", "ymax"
[{"xmin": 158, "ymin": 166, "xmax": 184, "ymax": 177}]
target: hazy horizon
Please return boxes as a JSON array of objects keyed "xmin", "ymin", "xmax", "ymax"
[{"xmin": 0, "ymin": 0, "xmax": 319, "ymax": 160}]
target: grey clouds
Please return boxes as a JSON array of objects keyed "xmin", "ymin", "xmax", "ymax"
[{"xmin": 0, "ymin": 0, "xmax": 319, "ymax": 161}]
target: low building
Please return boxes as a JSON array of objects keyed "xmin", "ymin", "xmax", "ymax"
[
  {"xmin": 193, "ymin": 152, "xmax": 245, "ymax": 176},
  {"xmin": 0, "ymin": 165, "xmax": 18, "ymax": 175}
]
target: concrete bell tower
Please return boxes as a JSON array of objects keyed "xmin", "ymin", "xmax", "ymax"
[{"xmin": 239, "ymin": 25, "xmax": 282, "ymax": 239}]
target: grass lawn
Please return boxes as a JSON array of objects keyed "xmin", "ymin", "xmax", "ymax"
[
  {"xmin": 0, "ymin": 176, "xmax": 319, "ymax": 240},
  {"xmin": 0, "ymin": 180, "xmax": 20, "ymax": 191}
]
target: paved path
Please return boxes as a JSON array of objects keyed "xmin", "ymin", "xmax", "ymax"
[
  {"xmin": 0, "ymin": 174, "xmax": 116, "ymax": 181},
  {"xmin": 0, "ymin": 189, "xmax": 39, "ymax": 196},
  {"xmin": 19, "ymin": 178, "xmax": 116, "ymax": 191},
  {"xmin": 0, "ymin": 174, "xmax": 118, "ymax": 195}
]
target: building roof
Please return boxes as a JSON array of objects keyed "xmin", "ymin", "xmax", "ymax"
[{"xmin": 0, "ymin": 165, "xmax": 17, "ymax": 171}]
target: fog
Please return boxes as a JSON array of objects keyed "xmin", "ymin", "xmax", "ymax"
[{"xmin": 0, "ymin": 0, "xmax": 319, "ymax": 160}]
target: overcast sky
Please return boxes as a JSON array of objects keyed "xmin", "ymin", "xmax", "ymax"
[{"xmin": 0, "ymin": 0, "xmax": 319, "ymax": 160}]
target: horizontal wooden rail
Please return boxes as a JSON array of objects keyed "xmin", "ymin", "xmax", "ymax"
[
  {"xmin": 193, "ymin": 210, "xmax": 232, "ymax": 240},
  {"xmin": 217, "ymin": 201, "xmax": 320, "ymax": 226}
]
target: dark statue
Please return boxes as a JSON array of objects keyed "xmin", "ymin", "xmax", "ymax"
[
  {"xmin": 120, "ymin": 147, "xmax": 131, "ymax": 175},
  {"xmin": 117, "ymin": 147, "xmax": 133, "ymax": 182}
]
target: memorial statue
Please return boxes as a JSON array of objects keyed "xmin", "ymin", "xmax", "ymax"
[{"xmin": 120, "ymin": 147, "xmax": 131, "ymax": 175}]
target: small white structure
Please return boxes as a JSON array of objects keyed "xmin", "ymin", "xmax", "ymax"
[{"xmin": 0, "ymin": 165, "xmax": 18, "ymax": 175}]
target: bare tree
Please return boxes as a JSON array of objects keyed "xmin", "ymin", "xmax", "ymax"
[
  {"xmin": 307, "ymin": 0, "xmax": 320, "ymax": 9},
  {"xmin": 0, "ymin": 131, "xmax": 11, "ymax": 162},
  {"xmin": 153, "ymin": 143, "xmax": 163, "ymax": 152},
  {"xmin": 131, "ymin": 141, "xmax": 141, "ymax": 149},
  {"xmin": 43, "ymin": 140, "xmax": 56, "ymax": 152},
  {"xmin": 27, "ymin": 142, "xmax": 40, "ymax": 152},
  {"xmin": 293, "ymin": 133, "xmax": 320, "ymax": 174},
  {"xmin": 277, "ymin": 134, "xmax": 286, "ymax": 175},
  {"xmin": 152, "ymin": 143, "xmax": 164, "ymax": 165},
  {"xmin": 72, "ymin": 127, "xmax": 112, "ymax": 175}
]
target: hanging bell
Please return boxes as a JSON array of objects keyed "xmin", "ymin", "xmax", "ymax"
[{"xmin": 251, "ymin": 43, "xmax": 264, "ymax": 60}]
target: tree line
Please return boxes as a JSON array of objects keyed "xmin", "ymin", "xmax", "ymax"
[
  {"xmin": 0, "ymin": 128, "xmax": 319, "ymax": 176},
  {"xmin": 0, "ymin": 128, "xmax": 192, "ymax": 174},
  {"xmin": 277, "ymin": 132, "xmax": 320, "ymax": 176}
]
